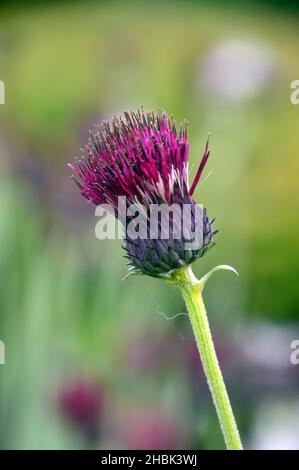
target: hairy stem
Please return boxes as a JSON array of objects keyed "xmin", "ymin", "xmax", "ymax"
[{"xmin": 172, "ymin": 266, "xmax": 243, "ymax": 450}]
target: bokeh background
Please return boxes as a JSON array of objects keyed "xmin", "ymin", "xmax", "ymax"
[{"xmin": 0, "ymin": 0, "xmax": 299, "ymax": 450}]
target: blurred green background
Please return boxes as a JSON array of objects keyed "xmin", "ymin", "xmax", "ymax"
[{"xmin": 0, "ymin": 0, "xmax": 299, "ymax": 450}]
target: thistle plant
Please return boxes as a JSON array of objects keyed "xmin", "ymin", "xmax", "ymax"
[{"xmin": 69, "ymin": 109, "xmax": 243, "ymax": 450}]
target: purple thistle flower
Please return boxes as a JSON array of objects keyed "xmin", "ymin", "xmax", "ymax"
[
  {"xmin": 69, "ymin": 109, "xmax": 216, "ymax": 278},
  {"xmin": 58, "ymin": 377, "xmax": 103, "ymax": 441}
]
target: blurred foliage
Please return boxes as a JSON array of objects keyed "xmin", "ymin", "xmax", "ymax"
[{"xmin": 0, "ymin": 0, "xmax": 299, "ymax": 450}]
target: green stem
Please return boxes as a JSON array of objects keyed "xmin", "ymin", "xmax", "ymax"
[{"xmin": 172, "ymin": 266, "xmax": 243, "ymax": 450}]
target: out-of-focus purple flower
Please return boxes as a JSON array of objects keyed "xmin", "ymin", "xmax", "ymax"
[
  {"xmin": 118, "ymin": 410, "xmax": 186, "ymax": 450},
  {"xmin": 69, "ymin": 109, "xmax": 216, "ymax": 278},
  {"xmin": 58, "ymin": 377, "xmax": 103, "ymax": 440}
]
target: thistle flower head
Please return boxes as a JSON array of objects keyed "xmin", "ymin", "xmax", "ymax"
[{"xmin": 69, "ymin": 109, "xmax": 216, "ymax": 278}]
